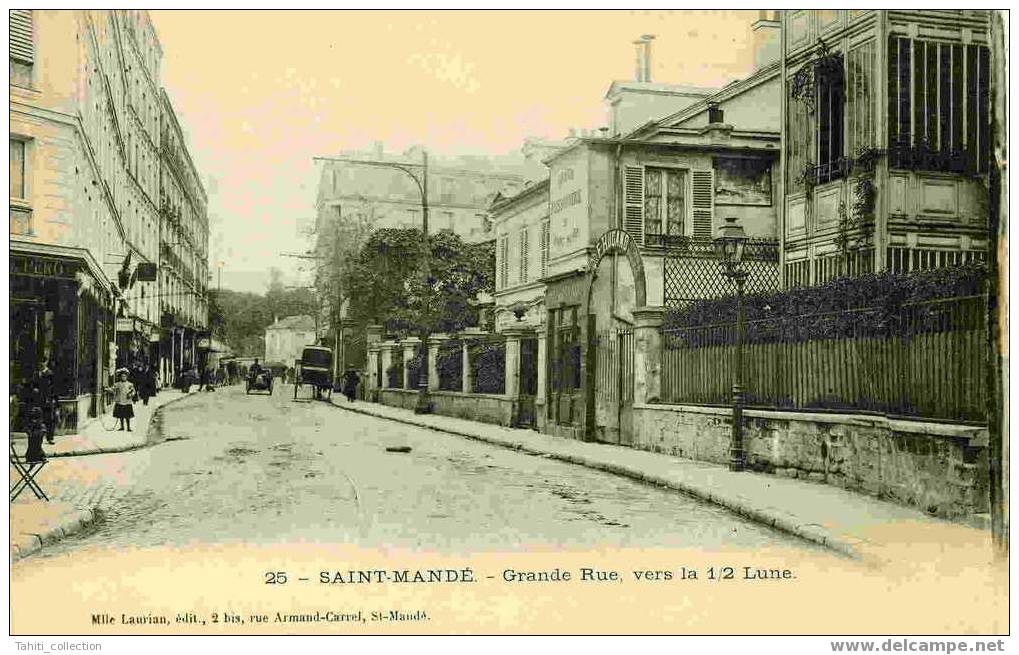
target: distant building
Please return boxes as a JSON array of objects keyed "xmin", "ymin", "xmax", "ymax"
[
  {"xmin": 314, "ymin": 143, "xmax": 535, "ymax": 246},
  {"xmin": 159, "ymin": 90, "xmax": 210, "ymax": 384},
  {"xmin": 312, "ymin": 143, "xmax": 540, "ymax": 369},
  {"xmin": 264, "ymin": 315, "xmax": 317, "ymax": 366}
]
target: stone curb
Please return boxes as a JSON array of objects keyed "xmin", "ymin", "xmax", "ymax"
[
  {"xmin": 10, "ymin": 508, "xmax": 97, "ymax": 563},
  {"xmin": 10, "ymin": 393, "xmax": 203, "ymax": 562},
  {"xmin": 330, "ymin": 400, "xmax": 861, "ymax": 559},
  {"xmin": 45, "ymin": 392, "xmax": 198, "ymax": 458}
]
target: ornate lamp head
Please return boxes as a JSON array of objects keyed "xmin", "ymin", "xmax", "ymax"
[{"xmin": 714, "ymin": 216, "xmax": 748, "ymax": 268}]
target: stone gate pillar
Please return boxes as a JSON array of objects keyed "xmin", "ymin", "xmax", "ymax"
[
  {"xmin": 503, "ymin": 329, "xmax": 525, "ymax": 398},
  {"xmin": 380, "ymin": 342, "xmax": 395, "ymax": 389},
  {"xmin": 427, "ymin": 333, "xmax": 447, "ymax": 392},
  {"xmin": 632, "ymin": 307, "xmax": 666, "ymax": 405},
  {"xmin": 535, "ymin": 331, "xmax": 547, "ymax": 427},
  {"xmin": 461, "ymin": 339, "xmax": 472, "ymax": 394},
  {"xmin": 367, "ymin": 345, "xmax": 380, "ymax": 391},
  {"xmin": 401, "ymin": 337, "xmax": 421, "ymax": 390}
]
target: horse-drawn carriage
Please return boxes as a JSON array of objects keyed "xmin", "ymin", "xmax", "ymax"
[{"xmin": 294, "ymin": 346, "xmax": 333, "ymax": 400}]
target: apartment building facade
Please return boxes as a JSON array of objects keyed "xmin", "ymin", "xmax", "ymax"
[{"xmin": 9, "ymin": 9, "xmax": 208, "ymax": 430}]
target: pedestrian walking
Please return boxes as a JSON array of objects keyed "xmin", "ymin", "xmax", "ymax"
[
  {"xmin": 23, "ymin": 406, "xmax": 48, "ymax": 463},
  {"xmin": 109, "ymin": 368, "xmax": 138, "ymax": 431},
  {"xmin": 26, "ymin": 360, "xmax": 57, "ymax": 445},
  {"xmin": 143, "ymin": 364, "xmax": 157, "ymax": 405},
  {"xmin": 342, "ymin": 367, "xmax": 360, "ymax": 403}
]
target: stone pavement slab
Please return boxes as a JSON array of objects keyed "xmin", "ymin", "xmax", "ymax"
[
  {"xmin": 328, "ymin": 396, "xmax": 994, "ymax": 564},
  {"xmin": 11, "ymin": 386, "xmax": 203, "ymax": 458},
  {"xmin": 8, "ymin": 386, "xmax": 213, "ymax": 561}
]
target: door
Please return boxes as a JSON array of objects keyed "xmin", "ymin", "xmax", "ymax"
[
  {"xmin": 592, "ymin": 325, "xmax": 634, "ymax": 444},
  {"xmin": 514, "ymin": 337, "xmax": 538, "ymax": 428}
]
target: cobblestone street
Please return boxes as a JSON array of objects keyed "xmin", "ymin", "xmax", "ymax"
[{"xmin": 23, "ymin": 385, "xmax": 828, "ymax": 558}]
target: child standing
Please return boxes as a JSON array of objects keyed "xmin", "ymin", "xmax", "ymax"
[{"xmin": 110, "ymin": 368, "xmax": 137, "ymax": 432}]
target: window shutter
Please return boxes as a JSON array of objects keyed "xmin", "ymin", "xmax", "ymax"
[
  {"xmin": 623, "ymin": 166, "xmax": 644, "ymax": 245},
  {"xmin": 10, "ymin": 10, "xmax": 34, "ymax": 64},
  {"xmin": 499, "ymin": 236, "xmax": 509, "ymax": 290},
  {"xmin": 519, "ymin": 228, "xmax": 529, "ymax": 284},
  {"xmin": 690, "ymin": 170, "xmax": 714, "ymax": 240},
  {"xmin": 540, "ymin": 220, "xmax": 550, "ymax": 279}
]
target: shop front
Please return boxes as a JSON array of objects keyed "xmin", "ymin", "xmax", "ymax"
[
  {"xmin": 543, "ymin": 270, "xmax": 589, "ymax": 440},
  {"xmin": 10, "ymin": 249, "xmax": 114, "ymax": 432}
]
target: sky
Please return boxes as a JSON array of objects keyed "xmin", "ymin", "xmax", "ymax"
[{"xmin": 150, "ymin": 9, "xmax": 759, "ymax": 294}]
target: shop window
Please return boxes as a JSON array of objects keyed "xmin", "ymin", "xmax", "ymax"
[
  {"xmin": 551, "ymin": 306, "xmax": 581, "ymax": 393},
  {"xmin": 888, "ymin": 37, "xmax": 990, "ymax": 174}
]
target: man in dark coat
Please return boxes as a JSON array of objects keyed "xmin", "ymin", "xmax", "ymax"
[
  {"xmin": 342, "ymin": 367, "xmax": 360, "ymax": 403},
  {"xmin": 27, "ymin": 359, "xmax": 57, "ymax": 445}
]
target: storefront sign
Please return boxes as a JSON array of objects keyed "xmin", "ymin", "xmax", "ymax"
[
  {"xmin": 9, "ymin": 254, "xmax": 80, "ymax": 279},
  {"xmin": 587, "ymin": 229, "xmax": 647, "ymax": 308}
]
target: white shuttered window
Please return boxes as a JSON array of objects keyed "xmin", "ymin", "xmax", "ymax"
[
  {"xmin": 690, "ymin": 170, "xmax": 715, "ymax": 240},
  {"xmin": 540, "ymin": 220, "xmax": 550, "ymax": 279},
  {"xmin": 10, "ymin": 10, "xmax": 34, "ymax": 64},
  {"xmin": 519, "ymin": 227, "xmax": 529, "ymax": 284},
  {"xmin": 622, "ymin": 166, "xmax": 644, "ymax": 245}
]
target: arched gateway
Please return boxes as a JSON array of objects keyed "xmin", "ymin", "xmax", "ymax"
[{"xmin": 583, "ymin": 229, "xmax": 646, "ymax": 445}]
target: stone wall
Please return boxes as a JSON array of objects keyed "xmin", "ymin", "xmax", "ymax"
[
  {"xmin": 378, "ymin": 389, "xmax": 515, "ymax": 427},
  {"xmin": 632, "ymin": 403, "xmax": 989, "ymax": 520}
]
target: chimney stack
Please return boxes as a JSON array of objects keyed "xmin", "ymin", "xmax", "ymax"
[
  {"xmin": 633, "ymin": 40, "xmax": 644, "ymax": 81},
  {"xmin": 641, "ymin": 35, "xmax": 655, "ymax": 82}
]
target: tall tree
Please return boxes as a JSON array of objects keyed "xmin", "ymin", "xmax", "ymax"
[
  {"xmin": 346, "ymin": 228, "xmax": 495, "ymax": 337},
  {"xmin": 315, "ymin": 197, "xmax": 378, "ymax": 333}
]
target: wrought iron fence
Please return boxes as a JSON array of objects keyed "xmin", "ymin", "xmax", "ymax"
[
  {"xmin": 469, "ymin": 339, "xmax": 505, "ymax": 394},
  {"xmin": 437, "ymin": 341, "xmax": 462, "ymax": 391},
  {"xmin": 660, "ymin": 295, "xmax": 987, "ymax": 422}
]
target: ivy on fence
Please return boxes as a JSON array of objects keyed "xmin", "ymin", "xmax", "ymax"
[
  {"xmin": 437, "ymin": 342, "xmax": 462, "ymax": 391},
  {"xmin": 405, "ymin": 349, "xmax": 423, "ymax": 390},
  {"xmin": 470, "ymin": 340, "xmax": 505, "ymax": 395},
  {"xmin": 386, "ymin": 359, "xmax": 404, "ymax": 389},
  {"xmin": 663, "ymin": 263, "xmax": 987, "ymax": 347}
]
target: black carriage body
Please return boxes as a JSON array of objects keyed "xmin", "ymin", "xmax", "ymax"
[{"xmin": 297, "ymin": 346, "xmax": 334, "ymax": 392}]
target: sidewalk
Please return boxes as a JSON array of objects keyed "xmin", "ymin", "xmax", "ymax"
[
  {"xmin": 329, "ymin": 397, "xmax": 995, "ymax": 564},
  {"xmin": 9, "ymin": 387, "xmax": 205, "ymax": 561}
]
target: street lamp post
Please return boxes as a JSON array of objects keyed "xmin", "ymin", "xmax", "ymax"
[
  {"xmin": 312, "ymin": 151, "xmax": 433, "ymax": 414},
  {"xmin": 714, "ymin": 216, "xmax": 749, "ymax": 472}
]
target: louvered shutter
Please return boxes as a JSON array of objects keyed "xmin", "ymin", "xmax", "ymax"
[
  {"xmin": 10, "ymin": 10, "xmax": 34, "ymax": 64},
  {"xmin": 690, "ymin": 170, "xmax": 715, "ymax": 240},
  {"xmin": 499, "ymin": 237, "xmax": 509, "ymax": 289},
  {"xmin": 519, "ymin": 228, "xmax": 529, "ymax": 284},
  {"xmin": 623, "ymin": 166, "xmax": 644, "ymax": 245},
  {"xmin": 540, "ymin": 220, "xmax": 550, "ymax": 278}
]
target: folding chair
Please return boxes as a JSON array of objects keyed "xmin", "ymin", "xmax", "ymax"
[{"xmin": 9, "ymin": 436, "xmax": 49, "ymax": 502}]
